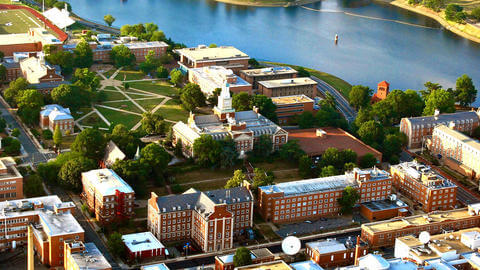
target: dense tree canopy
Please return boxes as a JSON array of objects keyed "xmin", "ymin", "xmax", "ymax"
[
  {"xmin": 181, "ymin": 83, "xmax": 206, "ymax": 112},
  {"xmin": 73, "ymin": 40, "xmax": 93, "ymax": 68},
  {"xmin": 58, "ymin": 156, "xmax": 97, "ymax": 191},
  {"xmin": 232, "ymin": 92, "xmax": 251, "ymax": 111},
  {"xmin": 359, "ymin": 153, "xmax": 378, "ymax": 168},
  {"xmin": 104, "ymin": 14, "xmax": 116, "ymax": 26},
  {"xmin": 337, "ymin": 186, "xmax": 360, "ymax": 214},
  {"xmin": 141, "ymin": 112, "xmax": 166, "ymax": 135},
  {"xmin": 349, "ymin": 85, "xmax": 372, "ymax": 110},
  {"xmin": 170, "ymin": 69, "xmax": 184, "ymax": 86},
  {"xmin": 16, "ymin": 89, "xmax": 44, "ymax": 125},
  {"xmin": 140, "ymin": 143, "xmax": 171, "ymax": 179},
  {"xmin": 71, "ymin": 128, "xmax": 107, "ymax": 161},
  {"xmin": 454, "ymin": 74, "xmax": 477, "ymax": 107},
  {"xmin": 110, "ymin": 45, "xmax": 135, "ymax": 68},
  {"xmin": 233, "ymin": 247, "xmax": 252, "ymax": 267},
  {"xmin": 423, "ymin": 88, "xmax": 456, "ymax": 115},
  {"xmin": 252, "ymin": 168, "xmax": 274, "ymax": 189},
  {"xmin": 251, "ymin": 95, "xmax": 278, "ymax": 123},
  {"xmin": 225, "ymin": 170, "xmax": 247, "ymax": 189},
  {"xmin": 358, "ymin": 120, "xmax": 384, "ymax": 146},
  {"xmin": 193, "ymin": 135, "xmax": 222, "ymax": 167}
]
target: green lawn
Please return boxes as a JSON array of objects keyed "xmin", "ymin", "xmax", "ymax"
[
  {"xmin": 96, "ymin": 106, "xmax": 142, "ymax": 129},
  {"xmin": 101, "ymin": 90, "xmax": 126, "ymax": 101},
  {"xmin": 129, "ymin": 81, "xmax": 179, "ymax": 96},
  {"xmin": 78, "ymin": 112, "xmax": 109, "ymax": 128},
  {"xmin": 101, "ymin": 101, "xmax": 143, "ymax": 114},
  {"xmin": 103, "ymin": 69, "xmax": 116, "ymax": 79},
  {"xmin": 134, "ymin": 98, "xmax": 165, "ymax": 111},
  {"xmin": 114, "ymin": 70, "xmax": 145, "ymax": 81},
  {"xmin": 156, "ymin": 99, "xmax": 189, "ymax": 122},
  {"xmin": 71, "ymin": 107, "xmax": 93, "ymax": 119},
  {"xmin": 262, "ymin": 61, "xmax": 352, "ymax": 100},
  {"xmin": 0, "ymin": 9, "xmax": 43, "ymax": 34}
]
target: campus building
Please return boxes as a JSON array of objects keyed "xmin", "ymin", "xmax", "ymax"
[
  {"xmin": 64, "ymin": 241, "xmax": 111, "ymax": 270},
  {"xmin": 429, "ymin": 124, "xmax": 480, "ymax": 180},
  {"xmin": 360, "ymin": 203, "xmax": 480, "ymax": 248},
  {"xmin": 175, "ymin": 45, "xmax": 250, "ymax": 74},
  {"xmin": 0, "ymin": 59, "xmax": 22, "ymax": 81},
  {"xmin": 0, "ymin": 157, "xmax": 23, "ymax": 201},
  {"xmin": 215, "ymin": 248, "xmax": 275, "ymax": 270},
  {"xmin": 371, "ymin": 80, "xmax": 390, "ymax": 103},
  {"xmin": 239, "ymin": 66, "xmax": 298, "ymax": 90},
  {"xmin": 257, "ymin": 167, "xmax": 392, "ymax": 223},
  {"xmin": 288, "ymin": 128, "xmax": 383, "ymax": 162},
  {"xmin": 147, "ymin": 187, "xmax": 254, "ymax": 252},
  {"xmin": 0, "ymin": 196, "xmax": 83, "ymax": 267},
  {"xmin": 39, "ymin": 104, "xmax": 74, "ymax": 135},
  {"xmin": 19, "ymin": 54, "xmax": 65, "ymax": 92},
  {"xmin": 172, "ymin": 84, "xmax": 288, "ymax": 157},
  {"xmin": 189, "ymin": 66, "xmax": 252, "ymax": 96},
  {"xmin": 338, "ymin": 254, "xmax": 419, "ymax": 270},
  {"xmin": 400, "ymin": 109, "xmax": 480, "ymax": 149},
  {"xmin": 0, "ymin": 27, "xmax": 63, "ymax": 57},
  {"xmin": 271, "ymin": 95, "xmax": 315, "ymax": 124},
  {"xmin": 359, "ymin": 198, "xmax": 409, "ymax": 221},
  {"xmin": 235, "ymin": 260, "xmax": 293, "ymax": 270},
  {"xmin": 305, "ymin": 237, "xmax": 368, "ymax": 268},
  {"xmin": 257, "ymin": 77, "xmax": 317, "ymax": 98},
  {"xmin": 81, "ymin": 169, "xmax": 135, "ymax": 224},
  {"xmin": 122, "ymin": 232, "xmax": 167, "ymax": 261},
  {"xmin": 390, "ymin": 161, "xmax": 457, "ymax": 212}
]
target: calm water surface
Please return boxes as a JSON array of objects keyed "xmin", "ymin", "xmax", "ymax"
[{"xmin": 68, "ymin": 0, "xmax": 480, "ymax": 104}]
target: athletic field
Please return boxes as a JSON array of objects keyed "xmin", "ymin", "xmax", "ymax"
[{"xmin": 0, "ymin": 9, "xmax": 44, "ymax": 34}]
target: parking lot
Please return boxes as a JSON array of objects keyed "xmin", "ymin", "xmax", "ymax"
[{"xmin": 276, "ymin": 215, "xmax": 363, "ymax": 238}]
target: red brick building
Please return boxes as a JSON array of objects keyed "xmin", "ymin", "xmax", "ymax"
[
  {"xmin": 122, "ymin": 232, "xmax": 166, "ymax": 261},
  {"xmin": 390, "ymin": 161, "xmax": 457, "ymax": 212},
  {"xmin": 257, "ymin": 77, "xmax": 317, "ymax": 98},
  {"xmin": 81, "ymin": 169, "xmax": 135, "ymax": 224},
  {"xmin": 361, "ymin": 203, "xmax": 480, "ymax": 248},
  {"xmin": 359, "ymin": 198, "xmax": 409, "ymax": 221},
  {"xmin": 148, "ymin": 187, "xmax": 254, "ymax": 252},
  {"xmin": 371, "ymin": 80, "xmax": 389, "ymax": 103},
  {"xmin": 215, "ymin": 248, "xmax": 274, "ymax": 270},
  {"xmin": 271, "ymin": 95, "xmax": 315, "ymax": 125},
  {"xmin": 239, "ymin": 66, "xmax": 298, "ymax": 90},
  {"xmin": 1, "ymin": 60, "xmax": 21, "ymax": 81},
  {"xmin": 305, "ymin": 237, "xmax": 368, "ymax": 268},
  {"xmin": 257, "ymin": 167, "xmax": 392, "ymax": 223},
  {"xmin": 64, "ymin": 242, "xmax": 111, "ymax": 270},
  {"xmin": 39, "ymin": 104, "xmax": 74, "ymax": 135},
  {"xmin": 0, "ymin": 157, "xmax": 23, "ymax": 201}
]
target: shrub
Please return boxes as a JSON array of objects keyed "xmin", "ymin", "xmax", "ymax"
[{"xmin": 42, "ymin": 129, "xmax": 53, "ymax": 140}]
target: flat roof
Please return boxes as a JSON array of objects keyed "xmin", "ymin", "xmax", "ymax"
[
  {"xmin": 122, "ymin": 232, "xmax": 165, "ymax": 253},
  {"xmin": 190, "ymin": 66, "xmax": 251, "ymax": 89},
  {"xmin": 176, "ymin": 45, "xmax": 249, "ymax": 62},
  {"xmin": 0, "ymin": 33, "xmax": 34, "ymax": 45},
  {"xmin": 258, "ymin": 77, "xmax": 317, "ymax": 88},
  {"xmin": 39, "ymin": 210, "xmax": 84, "ymax": 237},
  {"xmin": 391, "ymin": 161, "xmax": 456, "ymax": 189},
  {"xmin": 362, "ymin": 207, "xmax": 474, "ymax": 234},
  {"xmin": 0, "ymin": 157, "xmax": 22, "ymax": 181},
  {"xmin": 307, "ymin": 239, "xmax": 347, "ymax": 254},
  {"xmin": 142, "ymin": 264, "xmax": 170, "ymax": 270},
  {"xmin": 240, "ymin": 66, "xmax": 298, "ymax": 77},
  {"xmin": 361, "ymin": 199, "xmax": 407, "ymax": 212},
  {"xmin": 70, "ymin": 242, "xmax": 111, "ymax": 269},
  {"xmin": 236, "ymin": 260, "xmax": 292, "ymax": 270},
  {"xmin": 124, "ymin": 41, "xmax": 168, "ymax": 49},
  {"xmin": 435, "ymin": 124, "xmax": 480, "ymax": 152},
  {"xmin": 288, "ymin": 127, "xmax": 382, "ymax": 159},
  {"xmin": 271, "ymin": 94, "xmax": 314, "ymax": 105},
  {"xmin": 291, "ymin": 260, "xmax": 325, "ymax": 270},
  {"xmin": 82, "ymin": 169, "xmax": 134, "ymax": 196}
]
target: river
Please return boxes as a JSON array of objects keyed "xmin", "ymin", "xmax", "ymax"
[{"xmin": 67, "ymin": 0, "xmax": 480, "ymax": 104}]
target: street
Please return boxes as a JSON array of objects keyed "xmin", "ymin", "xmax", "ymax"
[{"xmin": 311, "ymin": 76, "xmax": 357, "ymax": 122}]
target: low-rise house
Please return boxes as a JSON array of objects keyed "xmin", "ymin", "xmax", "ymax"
[
  {"xmin": 257, "ymin": 77, "xmax": 317, "ymax": 98},
  {"xmin": 81, "ymin": 169, "xmax": 135, "ymax": 223},
  {"xmin": 306, "ymin": 237, "xmax": 368, "ymax": 268},
  {"xmin": 215, "ymin": 248, "xmax": 275, "ymax": 270},
  {"xmin": 189, "ymin": 66, "xmax": 252, "ymax": 96},
  {"xmin": 122, "ymin": 232, "xmax": 167, "ymax": 261},
  {"xmin": 0, "ymin": 157, "xmax": 23, "ymax": 201},
  {"xmin": 272, "ymin": 95, "xmax": 315, "ymax": 124},
  {"xmin": 19, "ymin": 55, "xmax": 64, "ymax": 92},
  {"xmin": 239, "ymin": 66, "xmax": 298, "ymax": 90},
  {"xmin": 39, "ymin": 104, "xmax": 74, "ymax": 134},
  {"xmin": 64, "ymin": 241, "xmax": 111, "ymax": 270}
]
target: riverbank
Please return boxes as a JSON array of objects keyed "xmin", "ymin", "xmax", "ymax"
[
  {"xmin": 212, "ymin": 0, "xmax": 320, "ymax": 7},
  {"xmin": 390, "ymin": 0, "xmax": 480, "ymax": 44}
]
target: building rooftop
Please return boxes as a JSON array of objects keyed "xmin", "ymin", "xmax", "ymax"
[
  {"xmin": 190, "ymin": 66, "xmax": 251, "ymax": 94},
  {"xmin": 0, "ymin": 33, "xmax": 34, "ymax": 45},
  {"xmin": 339, "ymin": 256, "xmax": 420, "ymax": 270},
  {"xmin": 240, "ymin": 66, "xmax": 298, "ymax": 77},
  {"xmin": 0, "ymin": 157, "xmax": 22, "ymax": 181},
  {"xmin": 361, "ymin": 198, "xmax": 408, "ymax": 212},
  {"xmin": 391, "ymin": 161, "xmax": 456, "ymax": 190},
  {"xmin": 38, "ymin": 207, "xmax": 83, "ymax": 237},
  {"xmin": 175, "ymin": 45, "xmax": 249, "ymax": 62},
  {"xmin": 69, "ymin": 242, "xmax": 111, "ymax": 270},
  {"xmin": 40, "ymin": 104, "xmax": 73, "ymax": 121},
  {"xmin": 307, "ymin": 239, "xmax": 348, "ymax": 254},
  {"xmin": 217, "ymin": 248, "xmax": 273, "ymax": 264},
  {"xmin": 122, "ymin": 232, "xmax": 165, "ymax": 253},
  {"xmin": 155, "ymin": 187, "xmax": 253, "ymax": 217},
  {"xmin": 403, "ymin": 110, "xmax": 480, "ymax": 127},
  {"xmin": 81, "ymin": 169, "xmax": 134, "ymax": 196},
  {"xmin": 271, "ymin": 94, "xmax": 314, "ymax": 105},
  {"xmin": 290, "ymin": 260, "xmax": 325, "ymax": 270},
  {"xmin": 288, "ymin": 128, "xmax": 382, "ymax": 159},
  {"xmin": 142, "ymin": 264, "xmax": 170, "ymax": 270},
  {"xmin": 258, "ymin": 77, "xmax": 317, "ymax": 88},
  {"xmin": 124, "ymin": 41, "xmax": 168, "ymax": 49},
  {"xmin": 19, "ymin": 56, "xmax": 62, "ymax": 84},
  {"xmin": 259, "ymin": 167, "xmax": 389, "ymax": 196},
  {"xmin": 235, "ymin": 260, "xmax": 293, "ymax": 270},
  {"xmin": 362, "ymin": 206, "xmax": 478, "ymax": 234},
  {"xmin": 435, "ymin": 124, "xmax": 480, "ymax": 151},
  {"xmin": 103, "ymin": 140, "xmax": 126, "ymax": 167}
]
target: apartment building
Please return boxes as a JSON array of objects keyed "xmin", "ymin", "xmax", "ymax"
[
  {"xmin": 81, "ymin": 169, "xmax": 135, "ymax": 223},
  {"xmin": 360, "ymin": 203, "xmax": 480, "ymax": 248},
  {"xmin": 400, "ymin": 109, "xmax": 480, "ymax": 149},
  {"xmin": 390, "ymin": 161, "xmax": 457, "ymax": 212},
  {"xmin": 429, "ymin": 124, "xmax": 480, "ymax": 180},
  {"xmin": 257, "ymin": 167, "xmax": 392, "ymax": 223},
  {"xmin": 64, "ymin": 241, "xmax": 111, "ymax": 270},
  {"xmin": 215, "ymin": 248, "xmax": 274, "ymax": 270},
  {"xmin": 305, "ymin": 237, "xmax": 368, "ymax": 268},
  {"xmin": 239, "ymin": 66, "xmax": 298, "ymax": 90},
  {"xmin": 172, "ymin": 84, "xmax": 288, "ymax": 157},
  {"xmin": 39, "ymin": 104, "xmax": 74, "ymax": 135},
  {"xmin": 257, "ymin": 77, "xmax": 317, "ymax": 98},
  {"xmin": 148, "ymin": 187, "xmax": 254, "ymax": 252},
  {"xmin": 0, "ymin": 196, "xmax": 83, "ymax": 267},
  {"xmin": 189, "ymin": 66, "xmax": 252, "ymax": 96},
  {"xmin": 0, "ymin": 157, "xmax": 23, "ymax": 201},
  {"xmin": 175, "ymin": 45, "xmax": 250, "ymax": 74},
  {"xmin": 271, "ymin": 95, "xmax": 315, "ymax": 124}
]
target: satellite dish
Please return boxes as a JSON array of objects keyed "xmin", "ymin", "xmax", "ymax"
[
  {"xmin": 419, "ymin": 231, "xmax": 431, "ymax": 244},
  {"xmin": 390, "ymin": 194, "xmax": 397, "ymax": 201},
  {"xmin": 282, "ymin": 236, "xmax": 301, "ymax": 255}
]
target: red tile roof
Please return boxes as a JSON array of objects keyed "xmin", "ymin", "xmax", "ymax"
[{"xmin": 378, "ymin": 80, "xmax": 390, "ymax": 87}]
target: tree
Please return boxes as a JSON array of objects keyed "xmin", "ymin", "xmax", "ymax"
[
  {"xmin": 233, "ymin": 247, "xmax": 252, "ymax": 267},
  {"xmin": 51, "ymin": 84, "xmax": 82, "ymax": 110},
  {"xmin": 298, "ymin": 111, "xmax": 315, "ymax": 129},
  {"xmin": 358, "ymin": 120, "xmax": 384, "ymax": 146},
  {"xmin": 209, "ymin": 43, "xmax": 217, "ymax": 48},
  {"xmin": 11, "ymin": 128, "xmax": 20, "ymax": 137},
  {"xmin": 344, "ymin": 162, "xmax": 356, "ymax": 172},
  {"xmin": 445, "ymin": 4, "xmax": 465, "ymax": 23},
  {"xmin": 140, "ymin": 143, "xmax": 171, "ymax": 178},
  {"xmin": 296, "ymin": 67, "xmax": 310, "ymax": 77},
  {"xmin": 141, "ymin": 112, "xmax": 166, "ymax": 135},
  {"xmin": 207, "ymin": 88, "xmax": 222, "ymax": 105},
  {"xmin": 53, "ymin": 125, "xmax": 62, "ymax": 147},
  {"xmin": 299, "ymin": 155, "xmax": 314, "ymax": 179},
  {"xmin": 454, "ymin": 74, "xmax": 477, "ymax": 107},
  {"xmin": 251, "ymin": 95, "xmax": 277, "ymax": 122},
  {"xmin": 355, "ymin": 107, "xmax": 373, "ymax": 127},
  {"xmin": 4, "ymin": 78, "xmax": 29, "ymax": 106},
  {"xmin": 109, "ymin": 124, "xmax": 140, "ymax": 158},
  {"xmin": 371, "ymin": 100, "xmax": 396, "ymax": 126},
  {"xmin": 0, "ymin": 64, "xmax": 6, "ymax": 82},
  {"xmin": 73, "ymin": 40, "xmax": 93, "ymax": 68},
  {"xmin": 423, "ymin": 89, "xmax": 456, "ymax": 115},
  {"xmin": 112, "ymin": 159, "xmax": 149, "ymax": 196},
  {"xmin": 359, "ymin": 153, "xmax": 378, "ymax": 168},
  {"xmin": 110, "ymin": 45, "xmax": 135, "ymax": 68},
  {"xmin": 73, "ymin": 68, "xmax": 100, "ymax": 93},
  {"xmin": 232, "ymin": 92, "xmax": 251, "ymax": 111},
  {"xmin": 42, "ymin": 129, "xmax": 53, "ymax": 140},
  {"xmin": 220, "ymin": 137, "xmax": 238, "ymax": 168},
  {"xmin": 349, "ymin": 85, "xmax": 372, "ymax": 110},
  {"xmin": 139, "ymin": 50, "xmax": 159, "ymax": 75},
  {"xmin": 16, "ymin": 89, "xmax": 44, "ymax": 125},
  {"xmin": 107, "ymin": 232, "xmax": 125, "ymax": 258},
  {"xmin": 248, "ymin": 58, "xmax": 261, "ymax": 68},
  {"xmin": 193, "ymin": 135, "xmax": 222, "ymax": 167},
  {"xmin": 103, "ymin": 14, "xmax": 116, "ymax": 26},
  {"xmin": 2, "ymin": 137, "xmax": 20, "ymax": 156},
  {"xmin": 403, "ymin": 90, "xmax": 424, "ymax": 117},
  {"xmin": 24, "ymin": 174, "xmax": 44, "ymax": 197},
  {"xmin": 472, "ymin": 7, "xmax": 480, "ymax": 20},
  {"xmin": 53, "ymin": 1, "xmax": 71, "ymax": 11},
  {"xmin": 383, "ymin": 133, "xmax": 406, "ymax": 162},
  {"xmin": 252, "ymin": 134, "xmax": 272, "ymax": 159},
  {"xmin": 71, "ymin": 128, "xmax": 107, "ymax": 161},
  {"xmin": 252, "ymin": 168, "xmax": 274, "ymax": 189},
  {"xmin": 0, "ymin": 51, "xmax": 4, "ymax": 62},
  {"xmin": 320, "ymin": 165, "xmax": 337, "ymax": 177},
  {"xmin": 225, "ymin": 170, "xmax": 247, "ymax": 188},
  {"xmin": 420, "ymin": 81, "xmax": 442, "ymax": 101},
  {"xmin": 181, "ymin": 83, "xmax": 206, "ymax": 112},
  {"xmin": 170, "ymin": 69, "xmax": 184, "ymax": 86},
  {"xmin": 58, "ymin": 156, "xmax": 97, "ymax": 191},
  {"xmin": 337, "ymin": 186, "xmax": 360, "ymax": 214},
  {"xmin": 156, "ymin": 66, "xmax": 169, "ymax": 78},
  {"xmin": 45, "ymin": 50, "xmax": 74, "ymax": 75},
  {"xmin": 278, "ymin": 140, "xmax": 305, "ymax": 162},
  {"xmin": 123, "ymin": 82, "xmax": 130, "ymax": 91},
  {"xmin": 0, "ymin": 117, "xmax": 6, "ymax": 133}
]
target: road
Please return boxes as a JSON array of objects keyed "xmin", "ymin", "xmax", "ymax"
[{"xmin": 311, "ymin": 76, "xmax": 357, "ymax": 122}]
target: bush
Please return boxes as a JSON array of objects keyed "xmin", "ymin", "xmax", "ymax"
[
  {"xmin": 156, "ymin": 66, "xmax": 169, "ymax": 78},
  {"xmin": 472, "ymin": 7, "xmax": 480, "ymax": 20},
  {"xmin": 171, "ymin": 183, "xmax": 184, "ymax": 193},
  {"xmin": 42, "ymin": 129, "xmax": 53, "ymax": 140}
]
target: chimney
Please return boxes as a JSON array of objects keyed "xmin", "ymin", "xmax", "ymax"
[{"xmin": 354, "ymin": 236, "xmax": 361, "ymax": 266}]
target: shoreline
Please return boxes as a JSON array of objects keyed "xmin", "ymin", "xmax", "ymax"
[
  {"xmin": 211, "ymin": 0, "xmax": 321, "ymax": 7},
  {"xmin": 389, "ymin": 0, "xmax": 480, "ymax": 44}
]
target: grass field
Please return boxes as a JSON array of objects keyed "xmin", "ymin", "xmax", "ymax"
[
  {"xmin": 78, "ymin": 112, "xmax": 109, "ymax": 129},
  {"xmin": 129, "ymin": 81, "xmax": 179, "ymax": 96},
  {"xmin": 0, "ymin": 9, "xmax": 43, "ymax": 34},
  {"xmin": 135, "ymin": 98, "xmax": 164, "ymax": 111},
  {"xmin": 104, "ymin": 100, "xmax": 143, "ymax": 114},
  {"xmin": 114, "ymin": 70, "xmax": 145, "ymax": 81},
  {"xmin": 96, "ymin": 106, "xmax": 142, "ymax": 129},
  {"xmin": 101, "ymin": 90, "xmax": 126, "ymax": 101},
  {"xmin": 156, "ymin": 99, "xmax": 189, "ymax": 122}
]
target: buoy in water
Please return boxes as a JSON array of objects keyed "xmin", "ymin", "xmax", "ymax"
[{"xmin": 335, "ymin": 34, "xmax": 339, "ymax": 44}]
